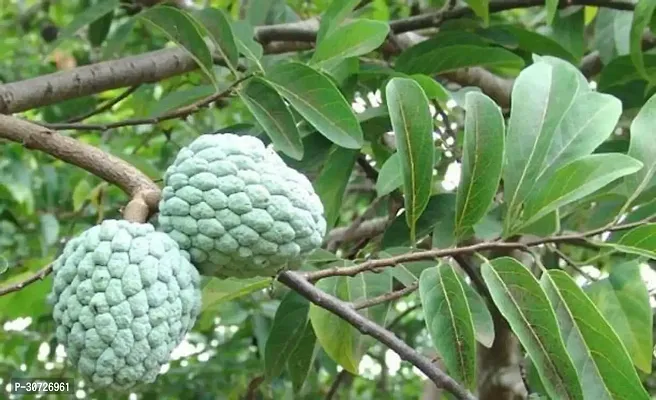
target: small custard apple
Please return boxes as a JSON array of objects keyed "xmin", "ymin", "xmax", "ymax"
[
  {"xmin": 46, "ymin": 219, "xmax": 202, "ymax": 389},
  {"xmin": 158, "ymin": 133, "xmax": 326, "ymax": 278}
]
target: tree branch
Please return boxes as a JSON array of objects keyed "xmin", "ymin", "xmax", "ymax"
[
  {"xmin": 0, "ymin": 0, "xmax": 637, "ymax": 114},
  {"xmin": 65, "ymin": 85, "xmax": 141, "ymax": 123},
  {"xmin": 0, "ymin": 263, "xmax": 53, "ymax": 297},
  {"xmin": 353, "ymin": 282, "xmax": 419, "ymax": 310},
  {"xmin": 308, "ymin": 219, "xmax": 650, "ymax": 281},
  {"xmin": 0, "ymin": 114, "xmax": 160, "ymax": 220},
  {"xmin": 43, "ymin": 74, "xmax": 251, "ymax": 131},
  {"xmin": 277, "ymin": 270, "xmax": 478, "ymax": 400}
]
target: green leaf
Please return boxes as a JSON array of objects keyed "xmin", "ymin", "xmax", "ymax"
[
  {"xmin": 465, "ymin": 0, "xmax": 489, "ymax": 25},
  {"xmin": 46, "ymin": 0, "xmax": 120, "ymax": 55},
  {"xmin": 457, "ymin": 274, "xmax": 495, "ymax": 348},
  {"xmin": 265, "ymin": 62, "xmax": 363, "ymax": 149},
  {"xmin": 545, "ymin": 0, "xmax": 559, "ymax": 25},
  {"xmin": 432, "ymin": 194, "xmax": 458, "ymax": 249},
  {"xmin": 586, "ymin": 261, "xmax": 653, "ymax": 373},
  {"xmin": 624, "ymin": 93, "xmax": 656, "ymax": 199},
  {"xmin": 148, "ymin": 85, "xmax": 215, "ymax": 117},
  {"xmin": 232, "ymin": 21, "xmax": 264, "ymax": 72},
  {"xmin": 201, "ymin": 277, "xmax": 271, "ymax": 311},
  {"xmin": 309, "ymin": 276, "xmax": 359, "ymax": 373},
  {"xmin": 537, "ymin": 91, "xmax": 622, "ymax": 184},
  {"xmin": 605, "ymin": 223, "xmax": 656, "ymax": 259},
  {"xmin": 193, "ymin": 7, "xmax": 240, "ymax": 75},
  {"xmin": 548, "ymin": 9, "xmax": 585, "ymax": 62},
  {"xmin": 264, "ymin": 291, "xmax": 310, "ymax": 380},
  {"xmin": 630, "ymin": 0, "xmax": 656, "ymax": 81},
  {"xmin": 481, "ymin": 257, "xmax": 584, "ymax": 400},
  {"xmin": 419, "ymin": 264, "xmax": 477, "ymax": 389},
  {"xmin": 239, "ymin": 78, "xmax": 303, "ymax": 160},
  {"xmin": 72, "ymin": 179, "xmax": 92, "ymax": 212},
  {"xmin": 88, "ymin": 8, "xmax": 114, "ymax": 47},
  {"xmin": 503, "ymin": 59, "xmax": 592, "ymax": 233},
  {"xmin": 593, "ymin": 9, "xmax": 633, "ymax": 64},
  {"xmin": 455, "ymin": 92, "xmax": 505, "ymax": 240},
  {"xmin": 139, "ymin": 6, "xmax": 217, "ymax": 88},
  {"xmin": 313, "ymin": 147, "xmax": 358, "ymax": 230},
  {"xmin": 484, "ymin": 25, "xmax": 576, "ymax": 64},
  {"xmin": 317, "ymin": 0, "xmax": 361, "ymax": 42},
  {"xmin": 102, "ymin": 18, "xmax": 135, "ymax": 59},
  {"xmin": 519, "ymin": 154, "xmax": 643, "ymax": 230},
  {"xmin": 287, "ymin": 322, "xmax": 318, "ymax": 393},
  {"xmin": 385, "ymin": 77, "xmax": 434, "ymax": 241},
  {"xmin": 396, "ymin": 44, "xmax": 524, "ymax": 75},
  {"xmin": 311, "ymin": 19, "xmax": 389, "ymax": 66},
  {"xmin": 376, "ymin": 152, "xmax": 402, "ymax": 196},
  {"xmin": 349, "ymin": 270, "xmax": 393, "ymax": 353},
  {"xmin": 40, "ymin": 213, "xmax": 59, "ymax": 247},
  {"xmin": 541, "ymin": 270, "xmax": 650, "ymax": 400},
  {"xmin": 409, "ymin": 75, "xmax": 452, "ymax": 103}
]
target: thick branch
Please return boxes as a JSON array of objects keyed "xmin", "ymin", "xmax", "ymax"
[
  {"xmin": 278, "ymin": 270, "xmax": 478, "ymax": 400},
  {"xmin": 0, "ymin": 115, "xmax": 160, "ymax": 217},
  {"xmin": 0, "ymin": 0, "xmax": 637, "ymax": 114}
]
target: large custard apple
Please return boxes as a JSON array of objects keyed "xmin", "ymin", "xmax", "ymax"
[
  {"xmin": 46, "ymin": 220, "xmax": 202, "ymax": 389},
  {"xmin": 158, "ymin": 133, "xmax": 326, "ymax": 278}
]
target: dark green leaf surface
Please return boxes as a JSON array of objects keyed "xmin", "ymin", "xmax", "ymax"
[
  {"xmin": 139, "ymin": 6, "xmax": 217, "ymax": 87},
  {"xmin": 630, "ymin": 0, "xmax": 656, "ymax": 81},
  {"xmin": 287, "ymin": 322, "xmax": 318, "ymax": 393},
  {"xmin": 316, "ymin": 0, "xmax": 361, "ymax": 42},
  {"xmin": 309, "ymin": 276, "xmax": 359, "ymax": 373},
  {"xmin": 455, "ymin": 92, "xmax": 505, "ymax": 240},
  {"xmin": 482, "ymin": 258, "xmax": 583, "ymax": 400},
  {"xmin": 385, "ymin": 78, "xmax": 434, "ymax": 241},
  {"xmin": 193, "ymin": 7, "xmax": 240, "ymax": 74},
  {"xmin": 313, "ymin": 147, "xmax": 358, "ymax": 230},
  {"xmin": 265, "ymin": 62, "xmax": 363, "ymax": 149},
  {"xmin": 624, "ymin": 93, "xmax": 656, "ymax": 198},
  {"xmin": 376, "ymin": 152, "xmax": 402, "ymax": 196},
  {"xmin": 311, "ymin": 19, "xmax": 389, "ymax": 66},
  {"xmin": 239, "ymin": 78, "xmax": 303, "ymax": 160},
  {"xmin": 396, "ymin": 45, "xmax": 524, "ymax": 75},
  {"xmin": 264, "ymin": 291, "xmax": 311, "ymax": 380},
  {"xmin": 47, "ymin": 0, "xmax": 120, "ymax": 54},
  {"xmin": 420, "ymin": 264, "xmax": 477, "ymax": 389}
]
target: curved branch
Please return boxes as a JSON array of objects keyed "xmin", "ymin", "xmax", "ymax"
[
  {"xmin": 0, "ymin": 0, "xmax": 637, "ymax": 114},
  {"xmin": 0, "ymin": 264, "xmax": 53, "ymax": 297},
  {"xmin": 0, "ymin": 114, "xmax": 161, "ymax": 219},
  {"xmin": 277, "ymin": 270, "xmax": 478, "ymax": 400},
  {"xmin": 308, "ymin": 218, "xmax": 650, "ymax": 281}
]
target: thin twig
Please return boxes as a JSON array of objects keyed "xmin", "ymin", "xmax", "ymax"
[
  {"xmin": 65, "ymin": 85, "xmax": 140, "ymax": 123},
  {"xmin": 550, "ymin": 245, "xmax": 598, "ymax": 281},
  {"xmin": 244, "ymin": 375, "xmax": 264, "ymax": 400},
  {"xmin": 307, "ymin": 219, "xmax": 651, "ymax": 281},
  {"xmin": 353, "ymin": 282, "xmax": 419, "ymax": 310},
  {"xmin": 43, "ymin": 75, "xmax": 252, "ymax": 131},
  {"xmin": 387, "ymin": 304, "xmax": 421, "ymax": 330},
  {"xmin": 0, "ymin": 264, "xmax": 53, "ymax": 297},
  {"xmin": 277, "ymin": 270, "xmax": 478, "ymax": 400},
  {"xmin": 325, "ymin": 370, "xmax": 350, "ymax": 400}
]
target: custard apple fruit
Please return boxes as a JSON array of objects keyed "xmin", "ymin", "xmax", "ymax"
[
  {"xmin": 46, "ymin": 220, "xmax": 202, "ymax": 389},
  {"xmin": 158, "ymin": 133, "xmax": 326, "ymax": 278}
]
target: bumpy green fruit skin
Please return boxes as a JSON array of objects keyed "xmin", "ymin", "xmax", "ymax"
[
  {"xmin": 158, "ymin": 133, "xmax": 326, "ymax": 278},
  {"xmin": 47, "ymin": 220, "xmax": 202, "ymax": 390}
]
